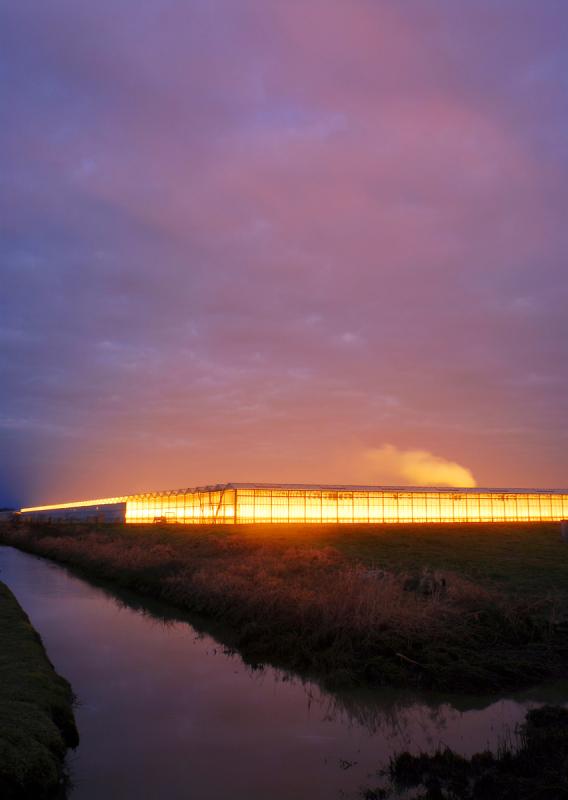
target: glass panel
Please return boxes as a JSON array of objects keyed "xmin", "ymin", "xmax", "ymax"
[
  {"xmin": 271, "ymin": 490, "xmax": 289, "ymax": 522},
  {"xmin": 398, "ymin": 493, "xmax": 413, "ymax": 522},
  {"xmin": 383, "ymin": 493, "xmax": 398, "ymax": 522},
  {"xmin": 490, "ymin": 494, "xmax": 506, "ymax": 521},
  {"xmin": 539, "ymin": 494, "xmax": 552, "ymax": 520},
  {"xmin": 451, "ymin": 494, "xmax": 467, "ymax": 521},
  {"xmin": 466, "ymin": 494, "xmax": 480, "ymax": 522},
  {"xmin": 288, "ymin": 490, "xmax": 306, "ymax": 522},
  {"xmin": 515, "ymin": 494, "xmax": 529, "ymax": 521},
  {"xmin": 528, "ymin": 494, "xmax": 541, "ymax": 520},
  {"xmin": 305, "ymin": 491, "xmax": 322, "ymax": 522},
  {"xmin": 438, "ymin": 493, "xmax": 454, "ymax": 521},
  {"xmin": 411, "ymin": 493, "xmax": 427, "ymax": 522},
  {"xmin": 426, "ymin": 493, "xmax": 441, "ymax": 522},
  {"xmin": 549, "ymin": 494, "xmax": 562, "ymax": 520},
  {"xmin": 337, "ymin": 492, "xmax": 353, "ymax": 522},
  {"xmin": 479, "ymin": 494, "xmax": 492, "ymax": 521},
  {"xmin": 353, "ymin": 492, "xmax": 369, "ymax": 522},
  {"xmin": 322, "ymin": 492, "xmax": 338, "ymax": 522},
  {"xmin": 368, "ymin": 492, "xmax": 383, "ymax": 522},
  {"xmin": 253, "ymin": 490, "xmax": 272, "ymax": 522}
]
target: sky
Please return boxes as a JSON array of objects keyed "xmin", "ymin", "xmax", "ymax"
[{"xmin": 1, "ymin": 1, "xmax": 567, "ymax": 507}]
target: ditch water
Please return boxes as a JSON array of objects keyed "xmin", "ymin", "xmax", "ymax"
[{"xmin": 1, "ymin": 545, "xmax": 567, "ymax": 799}]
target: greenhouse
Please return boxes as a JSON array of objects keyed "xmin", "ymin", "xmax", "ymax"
[{"xmin": 20, "ymin": 483, "xmax": 568, "ymax": 524}]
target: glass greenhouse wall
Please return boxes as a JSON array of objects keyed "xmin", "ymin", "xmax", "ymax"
[{"xmin": 21, "ymin": 483, "xmax": 568, "ymax": 524}]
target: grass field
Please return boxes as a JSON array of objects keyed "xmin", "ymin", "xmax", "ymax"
[
  {"xmin": 1, "ymin": 521, "xmax": 567, "ymax": 694},
  {"xmin": 229, "ymin": 521, "xmax": 568, "ymax": 596},
  {"xmin": 0, "ymin": 580, "xmax": 78, "ymax": 799}
]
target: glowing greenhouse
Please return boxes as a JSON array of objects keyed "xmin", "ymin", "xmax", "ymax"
[{"xmin": 20, "ymin": 483, "xmax": 568, "ymax": 524}]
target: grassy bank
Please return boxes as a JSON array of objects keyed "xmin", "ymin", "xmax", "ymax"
[
  {"xmin": 1, "ymin": 521, "xmax": 568, "ymax": 693},
  {"xmin": 365, "ymin": 704, "xmax": 568, "ymax": 799},
  {"xmin": 0, "ymin": 580, "xmax": 79, "ymax": 800}
]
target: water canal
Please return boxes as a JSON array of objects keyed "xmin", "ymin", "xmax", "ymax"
[{"xmin": 1, "ymin": 545, "xmax": 566, "ymax": 799}]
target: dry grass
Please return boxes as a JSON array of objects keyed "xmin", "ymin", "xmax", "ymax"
[{"xmin": 1, "ymin": 521, "xmax": 567, "ymax": 692}]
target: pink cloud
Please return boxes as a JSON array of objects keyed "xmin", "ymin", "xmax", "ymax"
[{"xmin": 1, "ymin": 1, "xmax": 567, "ymax": 505}]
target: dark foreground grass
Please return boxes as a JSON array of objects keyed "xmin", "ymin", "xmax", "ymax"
[
  {"xmin": 364, "ymin": 704, "xmax": 568, "ymax": 799},
  {"xmin": 0, "ymin": 581, "xmax": 78, "ymax": 800},
  {"xmin": 1, "ymin": 521, "xmax": 568, "ymax": 693}
]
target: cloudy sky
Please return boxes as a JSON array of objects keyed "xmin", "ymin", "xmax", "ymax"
[{"xmin": 1, "ymin": 1, "xmax": 567, "ymax": 506}]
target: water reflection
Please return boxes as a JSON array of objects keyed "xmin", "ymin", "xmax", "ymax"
[{"xmin": 0, "ymin": 546, "xmax": 566, "ymax": 800}]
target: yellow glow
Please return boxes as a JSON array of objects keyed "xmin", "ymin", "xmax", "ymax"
[
  {"xmin": 21, "ymin": 496, "xmax": 128, "ymax": 513},
  {"xmin": 21, "ymin": 485, "xmax": 568, "ymax": 524}
]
